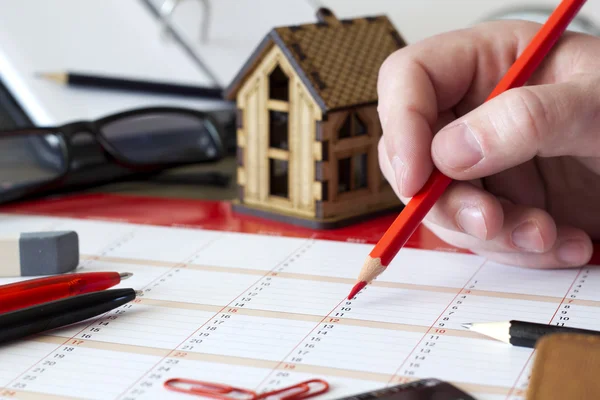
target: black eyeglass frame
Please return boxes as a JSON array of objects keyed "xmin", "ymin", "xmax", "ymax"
[{"xmin": 0, "ymin": 106, "xmax": 226, "ymax": 204}]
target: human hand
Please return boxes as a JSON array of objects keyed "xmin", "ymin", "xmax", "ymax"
[{"xmin": 377, "ymin": 20, "xmax": 600, "ymax": 268}]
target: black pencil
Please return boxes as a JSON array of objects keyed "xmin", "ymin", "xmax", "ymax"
[
  {"xmin": 462, "ymin": 320, "xmax": 600, "ymax": 348},
  {"xmin": 0, "ymin": 288, "xmax": 139, "ymax": 344},
  {"xmin": 37, "ymin": 71, "xmax": 224, "ymax": 100}
]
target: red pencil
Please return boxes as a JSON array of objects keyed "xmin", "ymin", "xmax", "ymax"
[
  {"xmin": 348, "ymin": 0, "xmax": 587, "ymax": 299},
  {"xmin": 0, "ymin": 271, "xmax": 132, "ymax": 313}
]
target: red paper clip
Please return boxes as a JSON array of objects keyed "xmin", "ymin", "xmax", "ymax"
[
  {"xmin": 258, "ymin": 379, "xmax": 329, "ymax": 400},
  {"xmin": 163, "ymin": 378, "xmax": 329, "ymax": 400},
  {"xmin": 163, "ymin": 378, "xmax": 258, "ymax": 399}
]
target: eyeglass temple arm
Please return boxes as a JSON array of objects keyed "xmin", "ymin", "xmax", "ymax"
[{"xmin": 159, "ymin": 0, "xmax": 211, "ymax": 43}]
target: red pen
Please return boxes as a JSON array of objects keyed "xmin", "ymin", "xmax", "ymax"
[{"xmin": 0, "ymin": 271, "xmax": 132, "ymax": 313}]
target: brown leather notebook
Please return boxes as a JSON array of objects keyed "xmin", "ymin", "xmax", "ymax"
[{"xmin": 527, "ymin": 333, "xmax": 600, "ymax": 399}]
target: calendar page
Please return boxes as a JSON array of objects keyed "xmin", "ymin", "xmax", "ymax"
[{"xmin": 0, "ymin": 212, "xmax": 596, "ymax": 400}]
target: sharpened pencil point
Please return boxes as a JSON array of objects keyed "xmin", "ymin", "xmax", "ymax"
[
  {"xmin": 36, "ymin": 72, "xmax": 67, "ymax": 84},
  {"xmin": 347, "ymin": 281, "xmax": 367, "ymax": 299},
  {"xmin": 119, "ymin": 272, "xmax": 133, "ymax": 280}
]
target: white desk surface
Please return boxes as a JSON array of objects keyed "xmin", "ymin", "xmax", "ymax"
[
  {"xmin": 0, "ymin": 0, "xmax": 229, "ymax": 127},
  {"xmin": 1, "ymin": 0, "xmax": 599, "ymax": 126}
]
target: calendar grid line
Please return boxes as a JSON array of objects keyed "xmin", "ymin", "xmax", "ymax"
[
  {"xmin": 0, "ymin": 226, "xmax": 142, "ymax": 392},
  {"xmin": 2, "ymin": 232, "xmax": 224, "ymax": 398},
  {"xmin": 30, "ymin": 322, "xmax": 491, "ymax": 356},
  {"xmin": 252, "ymin": 296, "xmax": 348, "ymax": 391},
  {"xmin": 29, "ymin": 324, "xmax": 500, "ymax": 367},
  {"xmin": 504, "ymin": 266, "xmax": 585, "ymax": 400},
  {"xmin": 0, "ymin": 389, "xmax": 79, "ymax": 399},
  {"xmin": 61, "ymin": 299, "xmax": 516, "ymax": 339},
  {"xmin": 115, "ymin": 237, "xmax": 315, "ymax": 399},
  {"xmin": 385, "ymin": 260, "xmax": 487, "ymax": 386},
  {"xmin": 548, "ymin": 268, "xmax": 586, "ymax": 323},
  {"xmin": 0, "ymin": 214, "xmax": 597, "ymax": 400},
  {"xmin": 82, "ymin": 254, "xmax": 600, "ymax": 306},
  {"xmin": 25, "ymin": 335, "xmax": 518, "ymax": 394}
]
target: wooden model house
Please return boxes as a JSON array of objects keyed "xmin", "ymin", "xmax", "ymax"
[{"xmin": 224, "ymin": 8, "xmax": 407, "ymax": 228}]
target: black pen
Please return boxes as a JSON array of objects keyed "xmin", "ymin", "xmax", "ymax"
[
  {"xmin": 0, "ymin": 288, "xmax": 139, "ymax": 344},
  {"xmin": 37, "ymin": 71, "xmax": 224, "ymax": 100},
  {"xmin": 462, "ymin": 320, "xmax": 600, "ymax": 348}
]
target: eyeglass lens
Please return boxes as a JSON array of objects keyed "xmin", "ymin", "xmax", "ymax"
[
  {"xmin": 100, "ymin": 112, "xmax": 221, "ymax": 164},
  {"xmin": 0, "ymin": 133, "xmax": 68, "ymax": 193}
]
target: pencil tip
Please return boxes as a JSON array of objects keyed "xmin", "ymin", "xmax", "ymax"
[
  {"xmin": 119, "ymin": 272, "xmax": 133, "ymax": 280},
  {"xmin": 347, "ymin": 281, "xmax": 367, "ymax": 299},
  {"xmin": 135, "ymin": 290, "xmax": 144, "ymax": 296},
  {"xmin": 35, "ymin": 72, "xmax": 66, "ymax": 83}
]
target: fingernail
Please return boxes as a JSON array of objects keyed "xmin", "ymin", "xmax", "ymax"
[
  {"xmin": 391, "ymin": 155, "xmax": 406, "ymax": 196},
  {"xmin": 457, "ymin": 207, "xmax": 487, "ymax": 240},
  {"xmin": 557, "ymin": 240, "xmax": 586, "ymax": 265},
  {"xmin": 511, "ymin": 221, "xmax": 544, "ymax": 252},
  {"xmin": 435, "ymin": 123, "xmax": 484, "ymax": 169}
]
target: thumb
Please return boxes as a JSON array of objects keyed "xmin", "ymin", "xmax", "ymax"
[{"xmin": 431, "ymin": 75, "xmax": 600, "ymax": 180}]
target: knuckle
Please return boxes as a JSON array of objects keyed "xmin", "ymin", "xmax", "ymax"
[
  {"xmin": 377, "ymin": 52, "xmax": 399, "ymax": 93},
  {"xmin": 381, "ymin": 132, "xmax": 397, "ymax": 161},
  {"xmin": 377, "ymin": 49, "xmax": 413, "ymax": 98},
  {"xmin": 377, "ymin": 50, "xmax": 406, "ymax": 127},
  {"xmin": 376, "ymin": 102, "xmax": 387, "ymax": 126},
  {"xmin": 378, "ymin": 135, "xmax": 386, "ymax": 150},
  {"xmin": 377, "ymin": 137, "xmax": 402, "ymax": 198},
  {"xmin": 378, "ymin": 49, "xmax": 405, "ymax": 80},
  {"xmin": 377, "ymin": 137, "xmax": 387, "ymax": 159},
  {"xmin": 502, "ymin": 87, "xmax": 551, "ymax": 150}
]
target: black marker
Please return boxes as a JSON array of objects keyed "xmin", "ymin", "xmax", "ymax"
[{"xmin": 0, "ymin": 288, "xmax": 138, "ymax": 344}]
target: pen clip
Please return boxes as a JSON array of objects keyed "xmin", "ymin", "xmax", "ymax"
[
  {"xmin": 164, "ymin": 378, "xmax": 258, "ymax": 399},
  {"xmin": 258, "ymin": 379, "xmax": 329, "ymax": 400}
]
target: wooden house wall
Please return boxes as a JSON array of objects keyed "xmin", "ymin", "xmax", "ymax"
[
  {"xmin": 316, "ymin": 105, "xmax": 398, "ymax": 219},
  {"xmin": 236, "ymin": 44, "xmax": 323, "ymax": 218}
]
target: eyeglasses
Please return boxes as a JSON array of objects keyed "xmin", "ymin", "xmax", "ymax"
[{"xmin": 0, "ymin": 106, "xmax": 226, "ymax": 204}]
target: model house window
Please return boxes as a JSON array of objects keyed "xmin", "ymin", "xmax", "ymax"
[
  {"xmin": 338, "ymin": 157, "xmax": 351, "ymax": 192},
  {"xmin": 353, "ymin": 153, "xmax": 368, "ymax": 189},
  {"xmin": 338, "ymin": 152, "xmax": 368, "ymax": 193},
  {"xmin": 269, "ymin": 65, "xmax": 289, "ymax": 101},
  {"xmin": 338, "ymin": 113, "xmax": 367, "ymax": 139},
  {"xmin": 269, "ymin": 110, "xmax": 288, "ymax": 150},
  {"xmin": 267, "ymin": 63, "xmax": 290, "ymax": 198},
  {"xmin": 269, "ymin": 159, "xmax": 289, "ymax": 197}
]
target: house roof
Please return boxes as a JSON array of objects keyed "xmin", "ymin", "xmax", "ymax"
[{"xmin": 223, "ymin": 8, "xmax": 406, "ymax": 113}]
